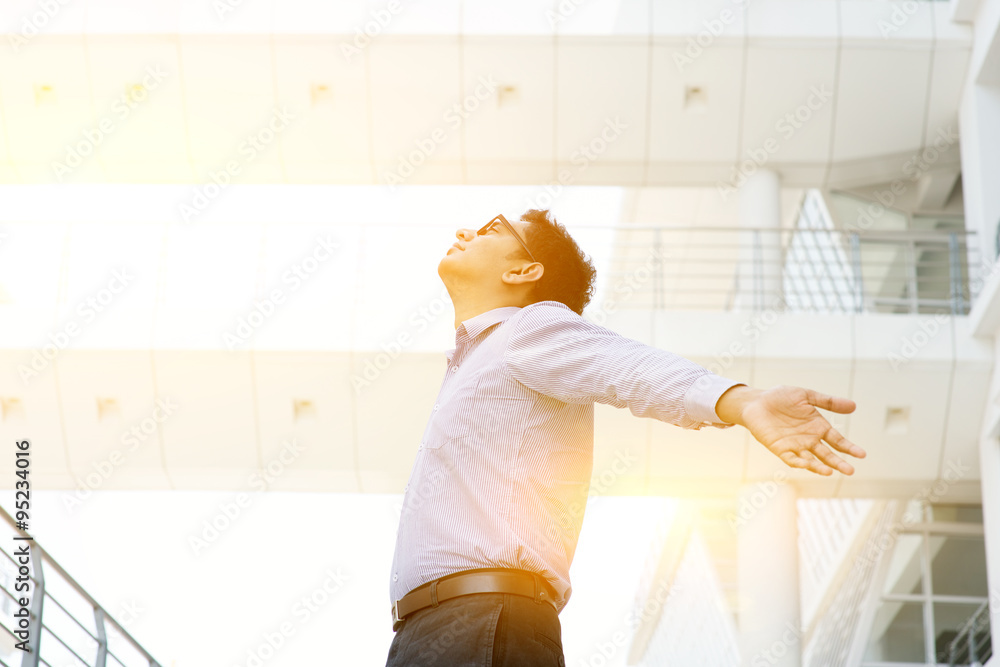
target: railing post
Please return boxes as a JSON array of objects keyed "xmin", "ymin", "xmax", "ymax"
[
  {"xmin": 849, "ymin": 232, "xmax": 863, "ymax": 313},
  {"xmin": 949, "ymin": 232, "xmax": 964, "ymax": 315},
  {"xmin": 653, "ymin": 227, "xmax": 663, "ymax": 310},
  {"xmin": 94, "ymin": 607, "xmax": 108, "ymax": 667},
  {"xmin": 968, "ymin": 621, "xmax": 978, "ymax": 664},
  {"xmin": 0, "ymin": 504, "xmax": 163, "ymax": 667},
  {"xmin": 727, "ymin": 266, "xmax": 739, "ymax": 311},
  {"xmin": 946, "ymin": 600, "xmax": 990, "ymax": 666},
  {"xmin": 20, "ymin": 547, "xmax": 44, "ymax": 667},
  {"xmin": 754, "ymin": 229, "xmax": 763, "ymax": 311}
]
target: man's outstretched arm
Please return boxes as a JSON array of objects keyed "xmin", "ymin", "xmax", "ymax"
[
  {"xmin": 715, "ymin": 384, "xmax": 866, "ymax": 476},
  {"xmin": 504, "ymin": 302, "xmax": 866, "ymax": 477},
  {"xmin": 503, "ymin": 302, "xmax": 744, "ymax": 431}
]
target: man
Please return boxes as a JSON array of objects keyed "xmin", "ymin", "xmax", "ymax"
[{"xmin": 384, "ymin": 209, "xmax": 865, "ymax": 666}]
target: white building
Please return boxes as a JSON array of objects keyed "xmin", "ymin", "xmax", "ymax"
[{"xmin": 0, "ymin": 0, "xmax": 997, "ymax": 665}]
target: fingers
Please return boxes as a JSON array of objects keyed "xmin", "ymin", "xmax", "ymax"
[
  {"xmin": 823, "ymin": 425, "xmax": 867, "ymax": 459},
  {"xmin": 806, "ymin": 389, "xmax": 856, "ymax": 415},
  {"xmin": 810, "ymin": 442, "xmax": 855, "ymax": 476},
  {"xmin": 779, "ymin": 441, "xmax": 858, "ymax": 476},
  {"xmin": 779, "ymin": 450, "xmax": 833, "ymax": 476},
  {"xmin": 801, "ymin": 389, "xmax": 866, "ymax": 459}
]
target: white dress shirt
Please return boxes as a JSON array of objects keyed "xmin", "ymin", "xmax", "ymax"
[{"xmin": 389, "ymin": 300, "xmax": 745, "ymax": 612}]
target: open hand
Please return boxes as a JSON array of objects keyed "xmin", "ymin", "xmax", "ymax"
[{"xmin": 719, "ymin": 384, "xmax": 866, "ymax": 476}]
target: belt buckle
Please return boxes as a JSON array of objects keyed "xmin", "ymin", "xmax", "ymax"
[{"xmin": 391, "ymin": 600, "xmax": 404, "ymax": 632}]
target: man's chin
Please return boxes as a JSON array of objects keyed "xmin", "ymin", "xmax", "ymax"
[{"xmin": 437, "ymin": 256, "xmax": 452, "ymax": 279}]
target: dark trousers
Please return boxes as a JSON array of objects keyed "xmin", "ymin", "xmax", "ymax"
[{"xmin": 384, "ymin": 592, "xmax": 566, "ymax": 666}]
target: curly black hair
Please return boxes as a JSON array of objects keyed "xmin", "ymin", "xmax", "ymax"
[{"xmin": 509, "ymin": 209, "xmax": 597, "ymax": 316}]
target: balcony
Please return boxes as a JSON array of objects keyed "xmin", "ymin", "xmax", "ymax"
[{"xmin": 600, "ymin": 191, "xmax": 982, "ymax": 316}]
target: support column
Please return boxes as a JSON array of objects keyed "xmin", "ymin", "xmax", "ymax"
[
  {"xmin": 958, "ymin": 82, "xmax": 1000, "ymax": 270},
  {"xmin": 737, "ymin": 482, "xmax": 801, "ymax": 667},
  {"xmin": 980, "ymin": 430, "xmax": 1000, "ymax": 657},
  {"xmin": 978, "ymin": 334, "xmax": 1000, "ymax": 656},
  {"xmin": 736, "ymin": 168, "xmax": 784, "ymax": 311},
  {"xmin": 960, "ymin": 13, "xmax": 1000, "ymax": 651}
]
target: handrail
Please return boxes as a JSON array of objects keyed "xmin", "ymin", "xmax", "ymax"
[
  {"xmin": 593, "ymin": 225, "xmax": 982, "ymax": 315},
  {"xmin": 0, "ymin": 503, "xmax": 162, "ymax": 667},
  {"xmin": 947, "ymin": 600, "xmax": 992, "ymax": 666}
]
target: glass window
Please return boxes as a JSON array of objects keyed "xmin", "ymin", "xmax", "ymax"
[
  {"xmin": 861, "ymin": 504, "xmax": 990, "ymax": 666},
  {"xmin": 928, "ymin": 535, "xmax": 988, "ymax": 597},
  {"xmin": 864, "ymin": 601, "xmax": 926, "ymax": 663},
  {"xmin": 933, "ymin": 602, "xmax": 988, "ymax": 663},
  {"xmin": 930, "ymin": 504, "xmax": 983, "ymax": 523},
  {"xmin": 881, "ymin": 534, "xmax": 924, "ymax": 596}
]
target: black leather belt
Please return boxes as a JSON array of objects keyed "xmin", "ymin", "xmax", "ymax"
[{"xmin": 391, "ymin": 568, "xmax": 559, "ymax": 632}]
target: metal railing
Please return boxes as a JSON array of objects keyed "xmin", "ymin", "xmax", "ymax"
[
  {"xmin": 600, "ymin": 226, "xmax": 983, "ymax": 314},
  {"xmin": 802, "ymin": 501, "xmax": 900, "ymax": 667},
  {"xmin": 0, "ymin": 504, "xmax": 162, "ymax": 667},
  {"xmin": 797, "ymin": 498, "xmax": 875, "ymax": 627},
  {"xmin": 947, "ymin": 601, "xmax": 993, "ymax": 667}
]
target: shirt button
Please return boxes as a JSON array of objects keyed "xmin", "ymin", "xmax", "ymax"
[
  {"xmin": 433, "ymin": 404, "xmax": 439, "ymax": 411},
  {"xmin": 393, "ymin": 574, "xmax": 398, "ymax": 582},
  {"xmin": 451, "ymin": 366, "xmax": 459, "ymax": 373},
  {"xmin": 403, "ymin": 484, "xmax": 409, "ymax": 492}
]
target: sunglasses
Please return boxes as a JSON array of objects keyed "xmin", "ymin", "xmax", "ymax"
[{"xmin": 476, "ymin": 214, "xmax": 536, "ymax": 263}]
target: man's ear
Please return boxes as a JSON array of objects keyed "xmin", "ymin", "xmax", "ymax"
[{"xmin": 502, "ymin": 261, "xmax": 544, "ymax": 286}]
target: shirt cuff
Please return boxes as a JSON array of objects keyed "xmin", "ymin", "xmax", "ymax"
[{"xmin": 683, "ymin": 374, "xmax": 746, "ymax": 427}]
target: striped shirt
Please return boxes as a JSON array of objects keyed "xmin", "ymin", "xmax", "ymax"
[{"xmin": 388, "ymin": 300, "xmax": 745, "ymax": 612}]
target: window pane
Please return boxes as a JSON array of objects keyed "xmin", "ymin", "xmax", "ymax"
[
  {"xmin": 882, "ymin": 533, "xmax": 924, "ymax": 595},
  {"xmin": 930, "ymin": 504, "xmax": 983, "ymax": 523},
  {"xmin": 864, "ymin": 601, "xmax": 926, "ymax": 663},
  {"xmin": 929, "ymin": 535, "xmax": 988, "ymax": 596},
  {"xmin": 933, "ymin": 602, "xmax": 989, "ymax": 664}
]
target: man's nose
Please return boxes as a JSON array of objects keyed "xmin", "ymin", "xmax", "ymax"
[{"xmin": 456, "ymin": 228, "xmax": 474, "ymax": 241}]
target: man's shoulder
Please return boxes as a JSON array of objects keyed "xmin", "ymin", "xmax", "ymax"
[
  {"xmin": 506, "ymin": 300, "xmax": 576, "ymax": 330},
  {"xmin": 503, "ymin": 301, "xmax": 591, "ymax": 346}
]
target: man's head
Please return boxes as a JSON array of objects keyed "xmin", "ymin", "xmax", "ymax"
[{"xmin": 438, "ymin": 208, "xmax": 597, "ymax": 316}]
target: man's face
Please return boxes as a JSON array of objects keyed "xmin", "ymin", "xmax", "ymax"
[{"xmin": 438, "ymin": 218, "xmax": 534, "ymax": 286}]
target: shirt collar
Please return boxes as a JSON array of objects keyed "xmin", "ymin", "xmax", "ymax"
[
  {"xmin": 459, "ymin": 306, "xmax": 522, "ymax": 340},
  {"xmin": 445, "ymin": 306, "xmax": 522, "ymax": 361}
]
